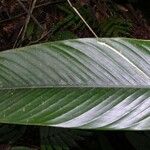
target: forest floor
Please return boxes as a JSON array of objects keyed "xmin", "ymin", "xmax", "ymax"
[{"xmin": 0, "ymin": 0, "xmax": 150, "ymax": 51}]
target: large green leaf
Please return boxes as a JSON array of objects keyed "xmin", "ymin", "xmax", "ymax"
[{"xmin": 0, "ymin": 38, "xmax": 150, "ymax": 130}]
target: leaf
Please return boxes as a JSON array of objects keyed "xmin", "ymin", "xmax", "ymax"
[
  {"xmin": 40, "ymin": 127, "xmax": 90, "ymax": 150},
  {"xmin": 0, "ymin": 38, "xmax": 150, "ymax": 130},
  {"xmin": 100, "ymin": 17, "xmax": 132, "ymax": 37},
  {"xmin": 26, "ymin": 22, "xmax": 35, "ymax": 40},
  {"xmin": 98, "ymin": 134, "xmax": 114, "ymax": 150},
  {"xmin": 11, "ymin": 146, "xmax": 36, "ymax": 150},
  {"xmin": 0, "ymin": 124, "xmax": 26, "ymax": 144},
  {"xmin": 126, "ymin": 132, "xmax": 150, "ymax": 150},
  {"xmin": 53, "ymin": 31, "xmax": 77, "ymax": 41}
]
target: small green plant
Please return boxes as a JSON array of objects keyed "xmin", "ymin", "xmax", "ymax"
[
  {"xmin": 100, "ymin": 17, "xmax": 132, "ymax": 37},
  {"xmin": 52, "ymin": 3, "xmax": 99, "ymax": 34},
  {"xmin": 40, "ymin": 127, "xmax": 91, "ymax": 150}
]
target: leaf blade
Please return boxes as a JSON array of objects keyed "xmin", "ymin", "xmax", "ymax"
[{"xmin": 0, "ymin": 38, "xmax": 150, "ymax": 130}]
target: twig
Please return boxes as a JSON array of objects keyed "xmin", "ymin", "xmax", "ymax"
[
  {"xmin": 35, "ymin": 0, "xmax": 66, "ymax": 8},
  {"xmin": 29, "ymin": 29, "xmax": 53, "ymax": 45},
  {"xmin": 16, "ymin": 0, "xmax": 43, "ymax": 30},
  {"xmin": 0, "ymin": 13, "xmax": 26, "ymax": 24},
  {"xmin": 13, "ymin": 26, "xmax": 24, "ymax": 48},
  {"xmin": 20, "ymin": 0, "xmax": 38, "ymax": 41},
  {"xmin": 0, "ymin": 0, "xmax": 65, "ymax": 24},
  {"xmin": 67, "ymin": 0, "xmax": 98, "ymax": 38},
  {"xmin": 31, "ymin": 0, "xmax": 99, "ymax": 44}
]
